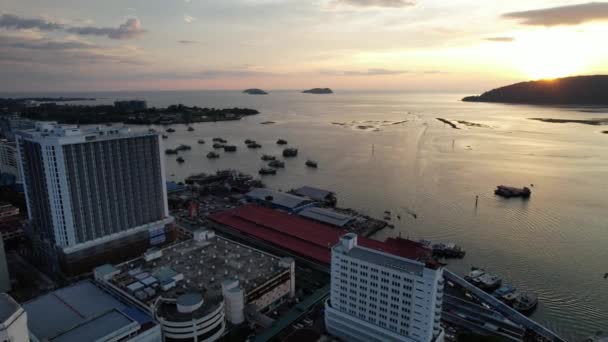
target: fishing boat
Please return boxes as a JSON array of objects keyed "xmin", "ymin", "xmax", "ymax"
[
  {"xmin": 166, "ymin": 128, "xmax": 175, "ymax": 133},
  {"xmin": 245, "ymin": 139, "xmax": 255, "ymax": 144},
  {"xmin": 212, "ymin": 143, "xmax": 224, "ymax": 149},
  {"xmin": 165, "ymin": 149, "xmax": 178, "ymax": 155},
  {"xmin": 197, "ymin": 139, "xmax": 205, "ymax": 144},
  {"xmin": 212, "ymin": 137, "xmax": 227, "ymax": 143},
  {"xmin": 305, "ymin": 160, "xmax": 318, "ymax": 168},
  {"xmin": 206, "ymin": 152, "xmax": 220, "ymax": 159},
  {"xmin": 223, "ymin": 145, "xmax": 237, "ymax": 152},
  {"xmin": 512, "ymin": 292, "xmax": 538, "ymax": 314},
  {"xmin": 283, "ymin": 148, "xmax": 298, "ymax": 157},
  {"xmin": 268, "ymin": 160, "xmax": 285, "ymax": 168},
  {"xmin": 277, "ymin": 139, "xmax": 288, "ymax": 145},
  {"xmin": 247, "ymin": 142, "xmax": 262, "ymax": 149},
  {"xmin": 261, "ymin": 155, "xmax": 276, "ymax": 161},
  {"xmin": 175, "ymin": 144, "xmax": 191, "ymax": 151},
  {"xmin": 162, "ymin": 135, "xmax": 168, "ymax": 139},
  {"xmin": 494, "ymin": 185, "xmax": 531, "ymax": 198},
  {"xmin": 176, "ymin": 157, "xmax": 185, "ymax": 163},
  {"xmin": 187, "ymin": 126, "xmax": 195, "ymax": 131},
  {"xmin": 258, "ymin": 167, "xmax": 277, "ymax": 175}
]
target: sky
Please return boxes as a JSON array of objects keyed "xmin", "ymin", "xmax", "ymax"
[{"xmin": 1, "ymin": 0, "xmax": 608, "ymax": 92}]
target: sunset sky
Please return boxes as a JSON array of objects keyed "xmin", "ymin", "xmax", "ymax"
[{"xmin": 1, "ymin": 0, "xmax": 608, "ymax": 92}]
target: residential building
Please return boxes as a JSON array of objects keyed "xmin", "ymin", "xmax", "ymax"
[
  {"xmin": 0, "ymin": 293, "xmax": 28, "ymax": 342},
  {"xmin": 24, "ymin": 281, "xmax": 161, "ymax": 342},
  {"xmin": 0, "ymin": 116, "xmax": 37, "ymax": 142},
  {"xmin": 325, "ymin": 233, "xmax": 444, "ymax": 342},
  {"xmin": 16, "ymin": 123, "xmax": 173, "ymax": 275},
  {"xmin": 0, "ymin": 139, "xmax": 22, "ymax": 186}
]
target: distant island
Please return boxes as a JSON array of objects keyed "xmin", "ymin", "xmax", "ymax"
[
  {"xmin": 0, "ymin": 98, "xmax": 259, "ymax": 125},
  {"xmin": 243, "ymin": 88, "xmax": 268, "ymax": 95},
  {"xmin": 462, "ymin": 75, "xmax": 608, "ymax": 105},
  {"xmin": 302, "ymin": 88, "xmax": 333, "ymax": 94}
]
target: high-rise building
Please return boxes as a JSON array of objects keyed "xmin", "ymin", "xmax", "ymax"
[
  {"xmin": 16, "ymin": 122, "xmax": 173, "ymax": 275},
  {"xmin": 325, "ymin": 233, "xmax": 445, "ymax": 342},
  {"xmin": 0, "ymin": 139, "xmax": 22, "ymax": 186}
]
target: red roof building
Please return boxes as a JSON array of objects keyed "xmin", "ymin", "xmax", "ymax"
[{"xmin": 208, "ymin": 204, "xmax": 433, "ymax": 266}]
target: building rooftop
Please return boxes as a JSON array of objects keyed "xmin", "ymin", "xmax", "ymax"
[
  {"xmin": 298, "ymin": 207, "xmax": 354, "ymax": 227},
  {"xmin": 105, "ymin": 233, "xmax": 289, "ymax": 321},
  {"xmin": 23, "ymin": 281, "xmax": 155, "ymax": 341},
  {"xmin": 292, "ymin": 186, "xmax": 335, "ymax": 201},
  {"xmin": 17, "ymin": 122, "xmax": 155, "ymax": 143},
  {"xmin": 209, "ymin": 204, "xmax": 433, "ymax": 265},
  {"xmin": 246, "ymin": 188, "xmax": 312, "ymax": 210},
  {"xmin": 0, "ymin": 293, "xmax": 20, "ymax": 323},
  {"xmin": 341, "ymin": 244, "xmax": 425, "ymax": 276}
]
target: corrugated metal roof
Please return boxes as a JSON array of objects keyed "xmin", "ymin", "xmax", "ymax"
[
  {"xmin": 50, "ymin": 309, "xmax": 138, "ymax": 342},
  {"xmin": 246, "ymin": 188, "xmax": 311, "ymax": 210},
  {"xmin": 293, "ymin": 186, "xmax": 334, "ymax": 201},
  {"xmin": 298, "ymin": 207, "xmax": 353, "ymax": 227}
]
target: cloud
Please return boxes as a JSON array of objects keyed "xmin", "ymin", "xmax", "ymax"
[
  {"xmin": 67, "ymin": 18, "xmax": 146, "ymax": 40},
  {"xmin": 485, "ymin": 36, "xmax": 515, "ymax": 42},
  {"xmin": 344, "ymin": 68, "xmax": 408, "ymax": 75},
  {"xmin": 178, "ymin": 40, "xmax": 198, "ymax": 44},
  {"xmin": 503, "ymin": 2, "xmax": 608, "ymax": 26},
  {"xmin": 0, "ymin": 14, "xmax": 64, "ymax": 31},
  {"xmin": 184, "ymin": 15, "xmax": 196, "ymax": 23},
  {"xmin": 332, "ymin": 0, "xmax": 415, "ymax": 8}
]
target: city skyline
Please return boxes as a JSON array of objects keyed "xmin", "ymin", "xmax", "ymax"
[{"xmin": 1, "ymin": 0, "xmax": 608, "ymax": 92}]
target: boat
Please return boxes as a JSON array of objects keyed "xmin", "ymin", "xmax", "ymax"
[
  {"xmin": 258, "ymin": 167, "xmax": 277, "ymax": 175},
  {"xmin": 162, "ymin": 135, "xmax": 168, "ymax": 139},
  {"xmin": 431, "ymin": 242, "xmax": 466, "ymax": 258},
  {"xmin": 206, "ymin": 152, "xmax": 220, "ymax": 159},
  {"xmin": 165, "ymin": 149, "xmax": 178, "ymax": 155},
  {"xmin": 166, "ymin": 128, "xmax": 175, "ymax": 133},
  {"xmin": 197, "ymin": 139, "xmax": 205, "ymax": 144},
  {"xmin": 223, "ymin": 145, "xmax": 237, "ymax": 152},
  {"xmin": 212, "ymin": 138, "xmax": 227, "ymax": 143},
  {"xmin": 464, "ymin": 268, "xmax": 502, "ymax": 291},
  {"xmin": 512, "ymin": 292, "xmax": 538, "ymax": 314},
  {"xmin": 212, "ymin": 143, "xmax": 224, "ymax": 149},
  {"xmin": 247, "ymin": 142, "xmax": 262, "ymax": 149},
  {"xmin": 268, "ymin": 160, "xmax": 285, "ymax": 168},
  {"xmin": 492, "ymin": 284, "xmax": 517, "ymax": 301},
  {"xmin": 175, "ymin": 144, "xmax": 191, "ymax": 151},
  {"xmin": 187, "ymin": 126, "xmax": 195, "ymax": 131},
  {"xmin": 305, "ymin": 160, "xmax": 318, "ymax": 168},
  {"xmin": 261, "ymin": 155, "xmax": 276, "ymax": 161},
  {"xmin": 245, "ymin": 139, "xmax": 255, "ymax": 144},
  {"xmin": 148, "ymin": 128, "xmax": 157, "ymax": 133},
  {"xmin": 176, "ymin": 157, "xmax": 185, "ymax": 163},
  {"xmin": 277, "ymin": 139, "xmax": 288, "ymax": 145},
  {"xmin": 494, "ymin": 185, "xmax": 531, "ymax": 198},
  {"xmin": 283, "ymin": 148, "xmax": 298, "ymax": 157}
]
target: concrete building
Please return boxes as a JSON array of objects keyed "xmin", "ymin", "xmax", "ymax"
[
  {"xmin": 95, "ymin": 231, "xmax": 295, "ymax": 342},
  {"xmin": 0, "ymin": 293, "xmax": 28, "ymax": 342},
  {"xmin": 298, "ymin": 207, "xmax": 354, "ymax": 227},
  {"xmin": 24, "ymin": 281, "xmax": 161, "ymax": 342},
  {"xmin": 16, "ymin": 123, "xmax": 173, "ymax": 275},
  {"xmin": 325, "ymin": 234, "xmax": 444, "ymax": 342},
  {"xmin": 0, "ymin": 116, "xmax": 37, "ymax": 142},
  {"xmin": 245, "ymin": 188, "xmax": 314, "ymax": 213},
  {"xmin": 0, "ymin": 140, "xmax": 22, "ymax": 186}
]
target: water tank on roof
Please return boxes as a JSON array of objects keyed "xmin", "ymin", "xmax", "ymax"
[
  {"xmin": 176, "ymin": 293, "xmax": 204, "ymax": 313},
  {"xmin": 221, "ymin": 279, "xmax": 244, "ymax": 324}
]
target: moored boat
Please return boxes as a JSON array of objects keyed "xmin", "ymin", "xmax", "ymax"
[
  {"xmin": 258, "ymin": 167, "xmax": 277, "ymax": 175},
  {"xmin": 283, "ymin": 148, "xmax": 298, "ymax": 157},
  {"xmin": 176, "ymin": 156, "xmax": 185, "ymax": 163},
  {"xmin": 223, "ymin": 145, "xmax": 237, "ymax": 152},
  {"xmin": 494, "ymin": 185, "xmax": 531, "ymax": 198},
  {"xmin": 247, "ymin": 142, "xmax": 262, "ymax": 149},
  {"xmin": 261, "ymin": 155, "xmax": 276, "ymax": 161},
  {"xmin": 166, "ymin": 128, "xmax": 175, "ymax": 133},
  {"xmin": 277, "ymin": 139, "xmax": 288, "ymax": 145},
  {"xmin": 512, "ymin": 292, "xmax": 538, "ymax": 314},
  {"xmin": 212, "ymin": 143, "xmax": 224, "ymax": 149},
  {"xmin": 305, "ymin": 160, "xmax": 318, "ymax": 168},
  {"xmin": 197, "ymin": 139, "xmax": 205, "ymax": 144},
  {"xmin": 268, "ymin": 160, "xmax": 285, "ymax": 168},
  {"xmin": 206, "ymin": 152, "xmax": 220, "ymax": 159}
]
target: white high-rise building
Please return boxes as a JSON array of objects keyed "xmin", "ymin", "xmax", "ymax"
[
  {"xmin": 325, "ymin": 233, "xmax": 444, "ymax": 342},
  {"xmin": 16, "ymin": 122, "xmax": 173, "ymax": 275}
]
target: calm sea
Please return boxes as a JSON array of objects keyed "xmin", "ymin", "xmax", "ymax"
[{"xmin": 6, "ymin": 90, "xmax": 608, "ymax": 340}]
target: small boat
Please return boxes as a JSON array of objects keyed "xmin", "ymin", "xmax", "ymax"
[
  {"xmin": 494, "ymin": 185, "xmax": 531, "ymax": 198},
  {"xmin": 197, "ymin": 139, "xmax": 205, "ymax": 144},
  {"xmin": 212, "ymin": 137, "xmax": 227, "ymax": 143},
  {"xmin": 165, "ymin": 149, "xmax": 178, "ymax": 155},
  {"xmin": 247, "ymin": 143, "xmax": 262, "ymax": 149},
  {"xmin": 176, "ymin": 157, "xmax": 185, "ymax": 163},
  {"xmin": 431, "ymin": 242, "xmax": 466, "ymax": 258},
  {"xmin": 175, "ymin": 144, "xmax": 191, "ymax": 151},
  {"xmin": 384, "ymin": 216, "xmax": 391, "ymax": 221},
  {"xmin": 212, "ymin": 143, "xmax": 224, "ymax": 149},
  {"xmin": 258, "ymin": 167, "xmax": 277, "ymax": 175},
  {"xmin": 245, "ymin": 139, "xmax": 255, "ymax": 144},
  {"xmin": 513, "ymin": 292, "xmax": 538, "ymax": 314},
  {"xmin": 166, "ymin": 128, "xmax": 175, "ymax": 133},
  {"xmin": 305, "ymin": 160, "xmax": 318, "ymax": 168},
  {"xmin": 604, "ymin": 273, "xmax": 608, "ymax": 279},
  {"xmin": 277, "ymin": 139, "xmax": 288, "ymax": 145},
  {"xmin": 187, "ymin": 126, "xmax": 195, "ymax": 131},
  {"xmin": 477, "ymin": 273, "xmax": 502, "ymax": 291},
  {"xmin": 384, "ymin": 210, "xmax": 391, "ymax": 215},
  {"xmin": 206, "ymin": 152, "xmax": 220, "ymax": 159},
  {"xmin": 283, "ymin": 148, "xmax": 298, "ymax": 157},
  {"xmin": 223, "ymin": 145, "xmax": 237, "ymax": 152},
  {"xmin": 162, "ymin": 135, "xmax": 168, "ymax": 139},
  {"xmin": 261, "ymin": 155, "xmax": 276, "ymax": 161},
  {"xmin": 268, "ymin": 160, "xmax": 285, "ymax": 168}
]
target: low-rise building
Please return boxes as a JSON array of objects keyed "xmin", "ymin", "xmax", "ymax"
[
  {"xmin": 95, "ymin": 230, "xmax": 295, "ymax": 342},
  {"xmin": 245, "ymin": 188, "xmax": 314, "ymax": 213},
  {"xmin": 24, "ymin": 280, "xmax": 161, "ymax": 342},
  {"xmin": 0, "ymin": 293, "xmax": 28, "ymax": 342}
]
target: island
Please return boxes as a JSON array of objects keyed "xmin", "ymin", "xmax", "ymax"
[
  {"xmin": 462, "ymin": 75, "xmax": 608, "ymax": 105},
  {"xmin": 243, "ymin": 88, "xmax": 268, "ymax": 95},
  {"xmin": 302, "ymin": 88, "xmax": 333, "ymax": 94},
  {"xmin": 0, "ymin": 99, "xmax": 259, "ymax": 125}
]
